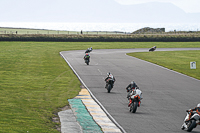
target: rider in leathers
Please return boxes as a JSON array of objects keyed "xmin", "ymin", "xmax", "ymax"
[
  {"xmin": 105, "ymin": 72, "xmax": 115, "ymax": 88},
  {"xmin": 187, "ymin": 103, "xmax": 200, "ymax": 122},
  {"xmin": 84, "ymin": 53, "xmax": 90, "ymax": 61},
  {"xmin": 85, "ymin": 47, "xmax": 93, "ymax": 53},
  {"xmin": 182, "ymin": 103, "xmax": 200, "ymax": 129},
  {"xmin": 126, "ymin": 81, "xmax": 138, "ymax": 98},
  {"xmin": 126, "ymin": 81, "xmax": 140, "ymax": 107}
]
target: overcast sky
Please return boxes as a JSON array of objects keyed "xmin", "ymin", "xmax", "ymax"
[
  {"xmin": 1, "ymin": 0, "xmax": 200, "ymax": 13},
  {"xmin": 115, "ymin": 0, "xmax": 200, "ymax": 13},
  {"xmin": 0, "ymin": 0, "xmax": 200, "ymax": 23}
]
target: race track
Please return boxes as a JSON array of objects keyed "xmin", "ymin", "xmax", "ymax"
[{"xmin": 61, "ymin": 48, "xmax": 200, "ymax": 133}]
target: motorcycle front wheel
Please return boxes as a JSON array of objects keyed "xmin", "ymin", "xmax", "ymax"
[
  {"xmin": 107, "ymin": 84, "xmax": 111, "ymax": 93},
  {"xmin": 187, "ymin": 120, "xmax": 196, "ymax": 132},
  {"xmin": 130, "ymin": 101, "xmax": 138, "ymax": 113},
  {"xmin": 85, "ymin": 60, "xmax": 89, "ymax": 65}
]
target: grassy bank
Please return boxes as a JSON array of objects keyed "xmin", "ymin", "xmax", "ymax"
[
  {"xmin": 0, "ymin": 41, "xmax": 200, "ymax": 132},
  {"xmin": 0, "ymin": 42, "xmax": 82, "ymax": 133},
  {"xmin": 127, "ymin": 50, "xmax": 200, "ymax": 80}
]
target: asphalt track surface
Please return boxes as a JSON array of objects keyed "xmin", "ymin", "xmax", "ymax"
[{"xmin": 61, "ymin": 48, "xmax": 200, "ymax": 133}]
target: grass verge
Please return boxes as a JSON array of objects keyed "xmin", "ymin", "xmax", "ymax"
[
  {"xmin": 0, "ymin": 41, "xmax": 199, "ymax": 132},
  {"xmin": 127, "ymin": 51, "xmax": 200, "ymax": 80}
]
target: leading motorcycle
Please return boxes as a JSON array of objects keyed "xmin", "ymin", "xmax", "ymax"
[
  {"xmin": 129, "ymin": 88, "xmax": 142, "ymax": 113},
  {"xmin": 85, "ymin": 47, "xmax": 93, "ymax": 53},
  {"xmin": 149, "ymin": 46, "xmax": 156, "ymax": 52},
  {"xmin": 181, "ymin": 110, "xmax": 200, "ymax": 132}
]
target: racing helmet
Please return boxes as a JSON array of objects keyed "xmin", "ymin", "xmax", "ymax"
[
  {"xmin": 131, "ymin": 81, "xmax": 135, "ymax": 84},
  {"xmin": 86, "ymin": 53, "xmax": 89, "ymax": 56},
  {"xmin": 109, "ymin": 74, "xmax": 113, "ymax": 78},
  {"xmin": 197, "ymin": 103, "xmax": 200, "ymax": 107},
  {"xmin": 107, "ymin": 72, "xmax": 110, "ymax": 76}
]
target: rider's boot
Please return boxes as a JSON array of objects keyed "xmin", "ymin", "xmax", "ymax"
[
  {"xmin": 181, "ymin": 122, "xmax": 187, "ymax": 130},
  {"xmin": 128, "ymin": 99, "xmax": 132, "ymax": 107}
]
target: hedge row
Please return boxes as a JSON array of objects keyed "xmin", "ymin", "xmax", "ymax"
[{"xmin": 0, "ymin": 34, "xmax": 200, "ymax": 42}]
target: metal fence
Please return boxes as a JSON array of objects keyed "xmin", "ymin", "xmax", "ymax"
[{"xmin": 0, "ymin": 29, "xmax": 128, "ymax": 35}]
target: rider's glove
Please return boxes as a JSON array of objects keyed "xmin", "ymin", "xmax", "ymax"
[
  {"xmin": 127, "ymin": 89, "xmax": 129, "ymax": 92},
  {"xmin": 186, "ymin": 109, "xmax": 191, "ymax": 112}
]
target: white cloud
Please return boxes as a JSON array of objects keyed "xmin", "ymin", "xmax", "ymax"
[{"xmin": 114, "ymin": 0, "xmax": 200, "ymax": 13}]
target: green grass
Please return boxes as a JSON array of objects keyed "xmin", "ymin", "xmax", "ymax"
[
  {"xmin": 0, "ymin": 41, "xmax": 200, "ymax": 132},
  {"xmin": 127, "ymin": 50, "xmax": 200, "ymax": 80},
  {"xmin": 0, "ymin": 42, "xmax": 83, "ymax": 133}
]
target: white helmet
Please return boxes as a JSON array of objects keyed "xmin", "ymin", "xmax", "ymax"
[
  {"xmin": 197, "ymin": 103, "xmax": 200, "ymax": 107},
  {"xmin": 109, "ymin": 75, "xmax": 113, "ymax": 79}
]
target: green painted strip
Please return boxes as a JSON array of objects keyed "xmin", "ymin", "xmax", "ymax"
[{"xmin": 68, "ymin": 99, "xmax": 103, "ymax": 133}]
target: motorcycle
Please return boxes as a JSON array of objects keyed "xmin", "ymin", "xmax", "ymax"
[
  {"xmin": 84, "ymin": 58, "xmax": 90, "ymax": 65},
  {"xmin": 105, "ymin": 78, "xmax": 114, "ymax": 93},
  {"xmin": 129, "ymin": 88, "xmax": 142, "ymax": 113},
  {"xmin": 149, "ymin": 46, "xmax": 156, "ymax": 52},
  {"xmin": 181, "ymin": 110, "xmax": 200, "ymax": 132},
  {"xmin": 85, "ymin": 48, "xmax": 92, "ymax": 53}
]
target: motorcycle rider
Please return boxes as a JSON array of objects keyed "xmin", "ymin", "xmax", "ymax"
[
  {"xmin": 126, "ymin": 81, "xmax": 138, "ymax": 92},
  {"xmin": 105, "ymin": 72, "xmax": 115, "ymax": 88},
  {"xmin": 126, "ymin": 81, "xmax": 140, "ymax": 107},
  {"xmin": 149, "ymin": 46, "xmax": 156, "ymax": 51},
  {"xmin": 89, "ymin": 47, "xmax": 92, "ymax": 51},
  {"xmin": 84, "ymin": 53, "xmax": 90, "ymax": 61},
  {"xmin": 181, "ymin": 103, "xmax": 200, "ymax": 130},
  {"xmin": 85, "ymin": 47, "xmax": 93, "ymax": 53}
]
